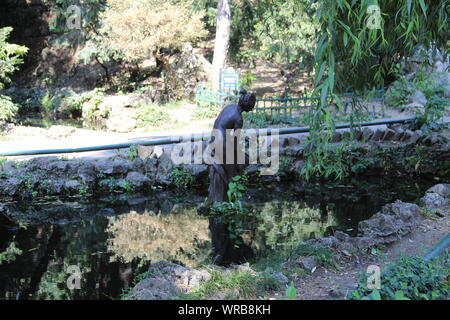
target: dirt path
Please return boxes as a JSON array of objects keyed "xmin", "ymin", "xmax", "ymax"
[{"xmin": 269, "ymin": 213, "xmax": 449, "ymax": 300}]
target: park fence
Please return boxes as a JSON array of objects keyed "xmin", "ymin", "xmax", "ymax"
[{"xmin": 196, "ymin": 85, "xmax": 386, "ymax": 119}]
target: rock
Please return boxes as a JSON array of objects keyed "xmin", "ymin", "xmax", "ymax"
[
  {"xmin": 155, "ymin": 154, "xmax": 174, "ymax": 185},
  {"xmin": 137, "ymin": 145, "xmax": 154, "ymax": 159},
  {"xmin": 400, "ymin": 130, "xmax": 413, "ymax": 142},
  {"xmin": 408, "ymin": 90, "xmax": 427, "ymax": 106},
  {"xmin": 297, "ymin": 256, "xmax": 317, "ymax": 272},
  {"xmin": 152, "ymin": 146, "xmax": 164, "ymax": 158},
  {"xmin": 382, "ymin": 128, "xmax": 396, "ymax": 141},
  {"xmin": 426, "ymin": 184, "xmax": 450, "ymax": 198},
  {"xmin": 371, "ymin": 129, "xmax": 384, "ymax": 141},
  {"xmin": 260, "ymin": 270, "xmax": 289, "ymax": 286},
  {"xmin": 294, "ymin": 160, "xmax": 305, "ymax": 172},
  {"xmin": 181, "ymin": 164, "xmax": 208, "ymax": 177},
  {"xmin": 362, "ymin": 128, "xmax": 373, "ymax": 141},
  {"xmin": 329, "ymin": 288, "xmax": 347, "ymax": 299},
  {"xmin": 145, "ymin": 260, "xmax": 211, "ymax": 291},
  {"xmin": 358, "ymin": 200, "xmax": 421, "ymax": 244},
  {"xmin": 0, "ymin": 178, "xmax": 22, "ymax": 196},
  {"xmin": 420, "ymin": 192, "xmax": 447, "ymax": 210},
  {"xmin": 77, "ymin": 161, "xmax": 96, "ymax": 182},
  {"xmin": 95, "ymin": 159, "xmax": 131, "ymax": 175},
  {"xmin": 125, "ymin": 171, "xmax": 151, "ymax": 188},
  {"xmin": 283, "ymin": 144, "xmax": 304, "ymax": 157},
  {"xmin": 130, "ymin": 278, "xmax": 181, "ymax": 300},
  {"xmin": 64, "ymin": 180, "xmax": 81, "ymax": 193},
  {"xmin": 144, "ymin": 157, "xmax": 159, "ymax": 175},
  {"xmin": 408, "ymin": 131, "xmax": 422, "ymax": 144},
  {"xmin": 287, "ymin": 137, "xmax": 300, "ymax": 146}
]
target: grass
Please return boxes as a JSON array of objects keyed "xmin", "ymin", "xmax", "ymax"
[
  {"xmin": 179, "ymin": 267, "xmax": 283, "ymax": 300},
  {"xmin": 134, "ymin": 103, "xmax": 170, "ymax": 127}
]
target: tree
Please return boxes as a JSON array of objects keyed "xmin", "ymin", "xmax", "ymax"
[
  {"xmin": 212, "ymin": 0, "xmax": 232, "ymax": 91},
  {"xmin": 0, "ymin": 27, "xmax": 28, "ymax": 122},
  {"xmin": 99, "ymin": 0, "xmax": 207, "ymax": 64},
  {"xmin": 302, "ymin": 0, "xmax": 448, "ymax": 180}
]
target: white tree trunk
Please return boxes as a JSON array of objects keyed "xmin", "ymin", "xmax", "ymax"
[{"xmin": 212, "ymin": 0, "xmax": 231, "ymax": 91}]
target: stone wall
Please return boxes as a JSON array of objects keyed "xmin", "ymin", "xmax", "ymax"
[{"xmin": 0, "ymin": 125, "xmax": 448, "ymax": 199}]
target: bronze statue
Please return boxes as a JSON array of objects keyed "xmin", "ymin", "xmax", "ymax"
[
  {"xmin": 206, "ymin": 90, "xmax": 256, "ymax": 265},
  {"xmin": 206, "ymin": 90, "xmax": 256, "ymax": 205}
]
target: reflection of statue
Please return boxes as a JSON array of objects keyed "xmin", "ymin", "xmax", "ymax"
[
  {"xmin": 206, "ymin": 90, "xmax": 256, "ymax": 265},
  {"xmin": 207, "ymin": 90, "xmax": 256, "ymax": 205}
]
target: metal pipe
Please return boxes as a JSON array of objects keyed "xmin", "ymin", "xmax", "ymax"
[
  {"xmin": 424, "ymin": 233, "xmax": 450, "ymax": 262},
  {"xmin": 0, "ymin": 117, "xmax": 415, "ymax": 157}
]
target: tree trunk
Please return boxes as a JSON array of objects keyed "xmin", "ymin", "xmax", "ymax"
[{"xmin": 212, "ymin": 0, "xmax": 231, "ymax": 91}]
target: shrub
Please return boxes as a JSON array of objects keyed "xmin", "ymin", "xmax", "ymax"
[
  {"xmin": 0, "ymin": 95, "xmax": 19, "ymax": 122},
  {"xmin": 100, "ymin": 0, "xmax": 207, "ymax": 62},
  {"xmin": 134, "ymin": 103, "xmax": 170, "ymax": 127},
  {"xmin": 350, "ymin": 254, "xmax": 450, "ymax": 300}
]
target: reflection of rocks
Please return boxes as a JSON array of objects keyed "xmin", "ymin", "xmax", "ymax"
[
  {"xmin": 130, "ymin": 260, "xmax": 211, "ymax": 300},
  {"xmin": 419, "ymin": 184, "xmax": 450, "ymax": 215},
  {"xmin": 304, "ymin": 185, "xmax": 449, "ymax": 253}
]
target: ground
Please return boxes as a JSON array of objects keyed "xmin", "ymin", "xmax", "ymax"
[{"xmin": 269, "ymin": 213, "xmax": 449, "ymax": 300}]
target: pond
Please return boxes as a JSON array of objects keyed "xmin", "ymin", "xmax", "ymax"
[{"xmin": 0, "ymin": 176, "xmax": 437, "ymax": 300}]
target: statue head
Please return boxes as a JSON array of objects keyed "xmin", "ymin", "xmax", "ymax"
[{"xmin": 238, "ymin": 89, "xmax": 256, "ymax": 112}]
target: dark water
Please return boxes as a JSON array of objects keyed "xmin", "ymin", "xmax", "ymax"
[{"xmin": 0, "ymin": 177, "xmax": 438, "ymax": 300}]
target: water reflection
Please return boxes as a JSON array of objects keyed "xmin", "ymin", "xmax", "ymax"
[
  {"xmin": 106, "ymin": 208, "xmax": 210, "ymax": 268},
  {"xmin": 0, "ymin": 177, "xmax": 436, "ymax": 299}
]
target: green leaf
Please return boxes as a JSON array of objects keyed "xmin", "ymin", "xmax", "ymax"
[
  {"xmin": 418, "ymin": 0, "xmax": 427, "ymax": 16},
  {"xmin": 370, "ymin": 289, "xmax": 382, "ymax": 300},
  {"xmin": 285, "ymin": 284, "xmax": 297, "ymax": 299}
]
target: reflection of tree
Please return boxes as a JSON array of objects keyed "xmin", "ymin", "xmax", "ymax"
[
  {"xmin": 106, "ymin": 207, "xmax": 210, "ymax": 268},
  {"xmin": 251, "ymin": 201, "xmax": 337, "ymax": 252}
]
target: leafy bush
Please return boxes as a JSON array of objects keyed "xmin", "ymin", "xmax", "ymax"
[
  {"xmin": 0, "ymin": 27, "xmax": 28, "ymax": 88},
  {"xmin": 171, "ymin": 168, "xmax": 195, "ymax": 189},
  {"xmin": 0, "ymin": 95, "xmax": 19, "ymax": 122},
  {"xmin": 0, "ymin": 242, "xmax": 23, "ymax": 265},
  {"xmin": 350, "ymin": 254, "xmax": 450, "ymax": 300},
  {"xmin": 100, "ymin": 0, "xmax": 207, "ymax": 62},
  {"xmin": 385, "ymin": 78, "xmax": 414, "ymax": 109},
  {"xmin": 134, "ymin": 103, "xmax": 170, "ymax": 127},
  {"xmin": 0, "ymin": 27, "xmax": 28, "ymax": 122}
]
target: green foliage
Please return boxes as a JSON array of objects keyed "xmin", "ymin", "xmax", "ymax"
[
  {"xmin": 209, "ymin": 175, "xmax": 250, "ymax": 242},
  {"xmin": 0, "ymin": 242, "xmax": 23, "ymax": 265},
  {"xmin": 40, "ymin": 89, "xmax": 104, "ymax": 119},
  {"xmin": 228, "ymin": 0, "xmax": 319, "ymax": 65},
  {"xmin": 125, "ymin": 145, "xmax": 139, "ymax": 160},
  {"xmin": 294, "ymin": 244, "xmax": 337, "ymax": 270},
  {"xmin": 99, "ymin": 0, "xmax": 207, "ymax": 63},
  {"xmin": 351, "ymin": 254, "xmax": 450, "ymax": 300},
  {"xmin": 303, "ymin": 0, "xmax": 448, "ymax": 180},
  {"xmin": 192, "ymin": 104, "xmax": 219, "ymax": 120},
  {"xmin": 243, "ymin": 112, "xmax": 293, "ymax": 129},
  {"xmin": 238, "ymin": 71, "xmax": 257, "ymax": 91},
  {"xmin": 301, "ymin": 142, "xmax": 348, "ymax": 181},
  {"xmin": 171, "ymin": 168, "xmax": 195, "ymax": 189},
  {"xmin": 285, "ymin": 283, "xmax": 297, "ymax": 299},
  {"xmin": 0, "ymin": 95, "xmax": 19, "ymax": 122},
  {"xmin": 134, "ymin": 103, "xmax": 170, "ymax": 127},
  {"xmin": 185, "ymin": 268, "xmax": 266, "ymax": 300},
  {"xmin": 0, "ymin": 27, "xmax": 28, "ymax": 122},
  {"xmin": 385, "ymin": 78, "xmax": 414, "ymax": 109},
  {"xmin": 0, "ymin": 27, "xmax": 28, "ymax": 89}
]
